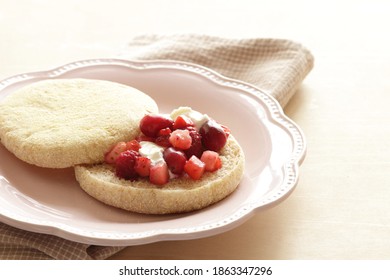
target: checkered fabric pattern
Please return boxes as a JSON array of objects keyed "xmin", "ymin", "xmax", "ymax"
[
  {"xmin": 120, "ymin": 34, "xmax": 314, "ymax": 107},
  {"xmin": 0, "ymin": 34, "xmax": 313, "ymax": 260},
  {"xmin": 0, "ymin": 223, "xmax": 123, "ymax": 259}
]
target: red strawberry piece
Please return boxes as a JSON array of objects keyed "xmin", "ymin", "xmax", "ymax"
[
  {"xmin": 173, "ymin": 115, "xmax": 194, "ymax": 130},
  {"xmin": 126, "ymin": 139, "xmax": 141, "ymax": 152},
  {"xmin": 184, "ymin": 127, "xmax": 204, "ymax": 159},
  {"xmin": 201, "ymin": 150, "xmax": 222, "ymax": 172},
  {"xmin": 184, "ymin": 155, "xmax": 205, "ymax": 180},
  {"xmin": 149, "ymin": 161, "xmax": 169, "ymax": 185},
  {"xmin": 154, "ymin": 135, "xmax": 171, "ymax": 147},
  {"xmin": 169, "ymin": 129, "xmax": 192, "ymax": 150},
  {"xmin": 158, "ymin": 127, "xmax": 172, "ymax": 136},
  {"xmin": 115, "ymin": 150, "xmax": 139, "ymax": 180},
  {"xmin": 104, "ymin": 142, "xmax": 127, "ymax": 164},
  {"xmin": 154, "ymin": 121, "xmax": 173, "ymax": 148},
  {"xmin": 134, "ymin": 156, "xmax": 151, "ymax": 177}
]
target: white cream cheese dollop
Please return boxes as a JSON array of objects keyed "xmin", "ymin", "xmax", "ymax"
[
  {"xmin": 139, "ymin": 141, "xmax": 180, "ymax": 179},
  {"xmin": 170, "ymin": 106, "xmax": 210, "ymax": 130},
  {"xmin": 139, "ymin": 141, "xmax": 164, "ymax": 164}
]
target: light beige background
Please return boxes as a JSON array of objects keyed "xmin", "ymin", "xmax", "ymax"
[{"xmin": 1, "ymin": 0, "xmax": 389, "ymax": 259}]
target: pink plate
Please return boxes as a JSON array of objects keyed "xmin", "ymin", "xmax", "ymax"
[{"xmin": 0, "ymin": 59, "xmax": 306, "ymax": 245}]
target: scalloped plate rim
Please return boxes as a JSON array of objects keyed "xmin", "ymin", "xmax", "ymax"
[{"xmin": 0, "ymin": 58, "xmax": 306, "ymax": 246}]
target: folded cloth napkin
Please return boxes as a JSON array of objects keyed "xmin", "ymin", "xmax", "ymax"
[
  {"xmin": 0, "ymin": 223, "xmax": 123, "ymax": 259},
  {"xmin": 120, "ymin": 34, "xmax": 314, "ymax": 107},
  {"xmin": 0, "ymin": 34, "xmax": 314, "ymax": 260}
]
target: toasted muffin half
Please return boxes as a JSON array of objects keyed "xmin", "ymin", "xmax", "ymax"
[
  {"xmin": 74, "ymin": 136, "xmax": 245, "ymax": 214},
  {"xmin": 0, "ymin": 79, "xmax": 158, "ymax": 168}
]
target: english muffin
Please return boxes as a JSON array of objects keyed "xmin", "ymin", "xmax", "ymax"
[
  {"xmin": 0, "ymin": 78, "xmax": 158, "ymax": 168},
  {"xmin": 74, "ymin": 108, "xmax": 245, "ymax": 214},
  {"xmin": 74, "ymin": 136, "xmax": 244, "ymax": 214}
]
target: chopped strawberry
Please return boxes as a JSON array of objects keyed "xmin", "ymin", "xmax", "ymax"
[
  {"xmin": 134, "ymin": 156, "xmax": 151, "ymax": 177},
  {"xmin": 184, "ymin": 127, "xmax": 204, "ymax": 158},
  {"xmin": 184, "ymin": 155, "xmax": 205, "ymax": 180},
  {"xmin": 126, "ymin": 139, "xmax": 141, "ymax": 151},
  {"xmin": 108, "ymin": 111, "xmax": 229, "ymax": 185},
  {"xmin": 149, "ymin": 161, "xmax": 169, "ymax": 185},
  {"xmin": 158, "ymin": 127, "xmax": 172, "ymax": 136},
  {"xmin": 155, "ymin": 135, "xmax": 171, "ymax": 147},
  {"xmin": 201, "ymin": 150, "xmax": 222, "ymax": 172},
  {"xmin": 173, "ymin": 115, "xmax": 194, "ymax": 130},
  {"xmin": 169, "ymin": 129, "xmax": 192, "ymax": 150},
  {"xmin": 115, "ymin": 150, "xmax": 139, "ymax": 180},
  {"xmin": 104, "ymin": 142, "xmax": 127, "ymax": 164}
]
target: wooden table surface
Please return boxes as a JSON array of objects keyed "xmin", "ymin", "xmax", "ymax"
[{"xmin": 1, "ymin": 0, "xmax": 389, "ymax": 259}]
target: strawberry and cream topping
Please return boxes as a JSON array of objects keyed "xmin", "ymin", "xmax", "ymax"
[
  {"xmin": 104, "ymin": 107, "xmax": 229, "ymax": 185},
  {"xmin": 138, "ymin": 141, "xmax": 164, "ymax": 164},
  {"xmin": 170, "ymin": 106, "xmax": 210, "ymax": 130}
]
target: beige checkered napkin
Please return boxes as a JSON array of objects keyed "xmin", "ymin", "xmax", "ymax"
[
  {"xmin": 0, "ymin": 223, "xmax": 123, "ymax": 259},
  {"xmin": 121, "ymin": 34, "xmax": 314, "ymax": 107},
  {"xmin": 0, "ymin": 34, "xmax": 313, "ymax": 260}
]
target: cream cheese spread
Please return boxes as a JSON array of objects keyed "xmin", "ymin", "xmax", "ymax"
[
  {"xmin": 170, "ymin": 106, "xmax": 210, "ymax": 130},
  {"xmin": 139, "ymin": 141, "xmax": 164, "ymax": 164}
]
